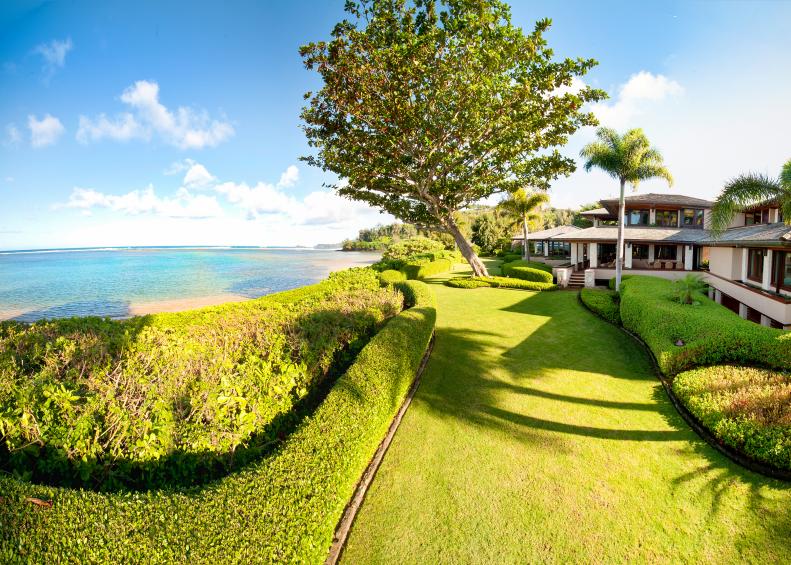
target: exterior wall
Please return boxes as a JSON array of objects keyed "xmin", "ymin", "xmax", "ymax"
[
  {"xmin": 705, "ymin": 273, "xmax": 791, "ymax": 325},
  {"xmin": 708, "ymin": 246, "xmax": 742, "ymax": 280}
]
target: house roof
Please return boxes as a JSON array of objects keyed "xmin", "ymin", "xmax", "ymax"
[
  {"xmin": 579, "ymin": 207, "xmax": 612, "ymax": 217},
  {"xmin": 599, "ymin": 193, "xmax": 714, "ymax": 216},
  {"xmin": 697, "ymin": 222, "xmax": 791, "ymax": 246},
  {"xmin": 511, "ymin": 225, "xmax": 581, "ymax": 241},
  {"xmin": 552, "ymin": 225, "xmax": 710, "ymax": 244}
]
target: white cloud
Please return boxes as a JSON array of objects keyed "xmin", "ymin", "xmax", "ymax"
[
  {"xmin": 4, "ymin": 177, "xmax": 13, "ymax": 183},
  {"xmin": 28, "ymin": 114, "xmax": 65, "ymax": 148},
  {"xmin": 277, "ymin": 165, "xmax": 300, "ymax": 188},
  {"xmin": 4, "ymin": 124, "xmax": 21, "ymax": 146},
  {"xmin": 183, "ymin": 162, "xmax": 216, "ymax": 189},
  {"xmin": 76, "ymin": 113, "xmax": 144, "ymax": 143},
  {"xmin": 215, "ymin": 181, "xmax": 297, "ymax": 219},
  {"xmin": 77, "ymin": 80, "xmax": 234, "ymax": 149},
  {"xmin": 591, "ymin": 71, "xmax": 683, "ymax": 129},
  {"xmin": 34, "ymin": 38, "xmax": 73, "ymax": 82},
  {"xmin": 59, "ymin": 185, "xmax": 223, "ymax": 219}
]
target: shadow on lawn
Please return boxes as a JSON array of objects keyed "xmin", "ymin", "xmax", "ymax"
[{"xmin": 415, "ymin": 288, "xmax": 791, "ymax": 552}]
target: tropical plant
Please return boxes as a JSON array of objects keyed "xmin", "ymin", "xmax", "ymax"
[
  {"xmin": 498, "ymin": 189, "xmax": 549, "ymax": 261},
  {"xmin": 709, "ymin": 158, "xmax": 791, "ymax": 234},
  {"xmin": 300, "ymin": 0, "xmax": 606, "ymax": 276},
  {"xmin": 580, "ymin": 128, "xmax": 673, "ymax": 289},
  {"xmin": 471, "ymin": 213, "xmax": 508, "ymax": 254},
  {"xmin": 674, "ymin": 273, "xmax": 707, "ymax": 305}
]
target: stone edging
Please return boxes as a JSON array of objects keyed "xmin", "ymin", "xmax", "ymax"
[
  {"xmin": 325, "ymin": 331, "xmax": 437, "ymax": 565},
  {"xmin": 576, "ymin": 292, "xmax": 791, "ymax": 482}
]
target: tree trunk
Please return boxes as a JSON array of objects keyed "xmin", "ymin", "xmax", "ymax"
[
  {"xmin": 615, "ymin": 178, "xmax": 626, "ymax": 290},
  {"xmin": 446, "ymin": 216, "xmax": 489, "ymax": 277},
  {"xmin": 523, "ymin": 217, "xmax": 530, "ymax": 261}
]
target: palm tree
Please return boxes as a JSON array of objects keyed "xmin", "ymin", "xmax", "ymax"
[
  {"xmin": 580, "ymin": 128, "xmax": 673, "ymax": 289},
  {"xmin": 709, "ymin": 158, "xmax": 791, "ymax": 235},
  {"xmin": 498, "ymin": 189, "xmax": 549, "ymax": 261}
]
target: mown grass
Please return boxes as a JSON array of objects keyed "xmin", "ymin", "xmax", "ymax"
[{"xmin": 342, "ymin": 264, "xmax": 791, "ymax": 563}]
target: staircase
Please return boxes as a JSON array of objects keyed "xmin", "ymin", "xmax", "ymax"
[{"xmin": 568, "ymin": 271, "xmax": 586, "ymax": 289}]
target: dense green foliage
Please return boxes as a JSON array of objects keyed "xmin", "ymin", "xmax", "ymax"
[
  {"xmin": 674, "ymin": 273, "xmax": 708, "ymax": 305},
  {"xmin": 619, "ymin": 276, "xmax": 791, "ymax": 375},
  {"xmin": 470, "ymin": 212, "xmax": 510, "ymax": 254},
  {"xmin": 502, "ymin": 259, "xmax": 553, "ymax": 273},
  {"xmin": 445, "ymin": 276, "xmax": 556, "ymax": 291},
  {"xmin": 501, "ymin": 260, "xmax": 554, "ymax": 284},
  {"xmin": 342, "ymin": 239, "xmax": 389, "ymax": 251},
  {"xmin": 382, "ymin": 237, "xmax": 445, "ymax": 262},
  {"xmin": 579, "ymin": 288, "xmax": 621, "ymax": 325},
  {"xmin": 0, "ymin": 281, "xmax": 436, "ymax": 562},
  {"xmin": 300, "ymin": 0, "xmax": 605, "ymax": 276},
  {"xmin": 402, "ymin": 259, "xmax": 453, "ymax": 280},
  {"xmin": 673, "ymin": 366, "xmax": 791, "ymax": 471},
  {"xmin": 0, "ymin": 269, "xmax": 403, "ymax": 488},
  {"xmin": 501, "ymin": 253, "xmax": 523, "ymax": 263},
  {"xmin": 379, "ymin": 269, "xmax": 407, "ymax": 285}
]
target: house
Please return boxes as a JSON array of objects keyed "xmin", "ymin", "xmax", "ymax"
[
  {"xmin": 511, "ymin": 225, "xmax": 580, "ymax": 263},
  {"xmin": 521, "ymin": 193, "xmax": 790, "ymax": 329}
]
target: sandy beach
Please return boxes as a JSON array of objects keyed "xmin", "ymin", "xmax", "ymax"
[{"xmin": 128, "ymin": 293, "xmax": 250, "ymax": 316}]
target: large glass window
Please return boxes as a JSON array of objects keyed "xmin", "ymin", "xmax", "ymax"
[
  {"xmin": 771, "ymin": 251, "xmax": 791, "ymax": 291},
  {"xmin": 655, "ymin": 245, "xmax": 677, "ymax": 260},
  {"xmin": 632, "ymin": 244, "xmax": 649, "ymax": 259},
  {"xmin": 627, "ymin": 209, "xmax": 649, "ymax": 225},
  {"xmin": 655, "ymin": 210, "xmax": 678, "ymax": 227},
  {"xmin": 745, "ymin": 211, "xmax": 764, "ymax": 225},
  {"xmin": 682, "ymin": 208, "xmax": 704, "ymax": 227},
  {"xmin": 747, "ymin": 249, "xmax": 764, "ymax": 282}
]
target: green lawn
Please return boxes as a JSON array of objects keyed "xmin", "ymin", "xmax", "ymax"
[{"xmin": 342, "ymin": 265, "xmax": 791, "ymax": 563}]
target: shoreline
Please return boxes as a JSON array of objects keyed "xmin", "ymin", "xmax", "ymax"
[{"xmin": 127, "ymin": 293, "xmax": 251, "ymax": 317}]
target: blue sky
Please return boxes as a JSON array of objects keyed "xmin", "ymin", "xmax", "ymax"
[{"xmin": 1, "ymin": 1, "xmax": 790, "ymax": 250}]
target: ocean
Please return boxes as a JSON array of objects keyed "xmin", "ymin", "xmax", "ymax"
[{"xmin": 0, "ymin": 247, "xmax": 380, "ymax": 322}]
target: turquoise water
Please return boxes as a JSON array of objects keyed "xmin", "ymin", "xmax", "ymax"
[{"xmin": 0, "ymin": 248, "xmax": 380, "ymax": 322}]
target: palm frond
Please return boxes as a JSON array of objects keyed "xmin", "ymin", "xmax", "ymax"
[
  {"xmin": 709, "ymin": 173, "xmax": 783, "ymax": 235},
  {"xmin": 780, "ymin": 158, "xmax": 791, "ymax": 189}
]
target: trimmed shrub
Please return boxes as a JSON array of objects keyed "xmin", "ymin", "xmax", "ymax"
[
  {"xmin": 501, "ymin": 253, "xmax": 522, "ymax": 263},
  {"xmin": 673, "ymin": 366, "xmax": 791, "ymax": 471},
  {"xmin": 501, "ymin": 261, "xmax": 553, "ymax": 283},
  {"xmin": 445, "ymin": 276, "xmax": 556, "ymax": 291},
  {"xmin": 402, "ymin": 258, "xmax": 453, "ymax": 280},
  {"xmin": 0, "ymin": 268, "xmax": 403, "ymax": 488},
  {"xmin": 379, "ymin": 269, "xmax": 407, "ymax": 285},
  {"xmin": 444, "ymin": 278, "xmax": 492, "ymax": 289},
  {"xmin": 381, "ymin": 237, "xmax": 444, "ymax": 261},
  {"xmin": 0, "ymin": 281, "xmax": 437, "ymax": 562},
  {"xmin": 580, "ymin": 289, "xmax": 621, "ymax": 325},
  {"xmin": 607, "ymin": 275, "xmax": 634, "ymax": 291},
  {"xmin": 619, "ymin": 276, "xmax": 791, "ymax": 375}
]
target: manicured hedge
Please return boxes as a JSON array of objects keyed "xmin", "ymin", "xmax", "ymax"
[
  {"xmin": 0, "ymin": 281, "xmax": 437, "ymax": 563},
  {"xmin": 379, "ymin": 269, "xmax": 407, "ymax": 285},
  {"xmin": 445, "ymin": 276, "xmax": 557, "ymax": 291},
  {"xmin": 608, "ymin": 275, "xmax": 634, "ymax": 291},
  {"xmin": 0, "ymin": 268, "xmax": 402, "ymax": 489},
  {"xmin": 619, "ymin": 276, "xmax": 791, "ymax": 375},
  {"xmin": 402, "ymin": 258, "xmax": 453, "ymax": 280},
  {"xmin": 580, "ymin": 289, "xmax": 621, "ymax": 325},
  {"xmin": 502, "ymin": 259, "xmax": 553, "ymax": 274},
  {"xmin": 673, "ymin": 366, "xmax": 791, "ymax": 471},
  {"xmin": 501, "ymin": 261, "xmax": 553, "ymax": 283},
  {"xmin": 501, "ymin": 253, "xmax": 522, "ymax": 263}
]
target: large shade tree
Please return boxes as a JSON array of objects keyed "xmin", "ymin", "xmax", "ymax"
[
  {"xmin": 709, "ymin": 158, "xmax": 791, "ymax": 234},
  {"xmin": 580, "ymin": 127, "xmax": 673, "ymax": 289},
  {"xmin": 300, "ymin": 0, "xmax": 605, "ymax": 276},
  {"xmin": 498, "ymin": 188, "xmax": 549, "ymax": 261}
]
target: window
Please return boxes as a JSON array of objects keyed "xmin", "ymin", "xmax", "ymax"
[
  {"xmin": 632, "ymin": 244, "xmax": 649, "ymax": 259},
  {"xmin": 627, "ymin": 209, "xmax": 649, "ymax": 225},
  {"xmin": 655, "ymin": 210, "xmax": 678, "ymax": 227},
  {"xmin": 762, "ymin": 209, "xmax": 770, "ymax": 224},
  {"xmin": 682, "ymin": 208, "xmax": 704, "ymax": 227},
  {"xmin": 655, "ymin": 245, "xmax": 677, "ymax": 260},
  {"xmin": 771, "ymin": 251, "xmax": 791, "ymax": 291},
  {"xmin": 747, "ymin": 249, "xmax": 764, "ymax": 282},
  {"xmin": 745, "ymin": 211, "xmax": 763, "ymax": 226}
]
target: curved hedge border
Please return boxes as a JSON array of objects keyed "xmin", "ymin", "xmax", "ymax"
[
  {"xmin": 501, "ymin": 259, "xmax": 553, "ymax": 274},
  {"xmin": 619, "ymin": 276, "xmax": 791, "ymax": 375},
  {"xmin": 579, "ymin": 288, "xmax": 621, "ymax": 325},
  {"xmin": 501, "ymin": 265, "xmax": 553, "ymax": 283},
  {"xmin": 0, "ymin": 281, "xmax": 437, "ymax": 563},
  {"xmin": 378, "ymin": 269, "xmax": 407, "ymax": 285}
]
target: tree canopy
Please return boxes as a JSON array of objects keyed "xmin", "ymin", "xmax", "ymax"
[{"xmin": 300, "ymin": 0, "xmax": 605, "ymax": 275}]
